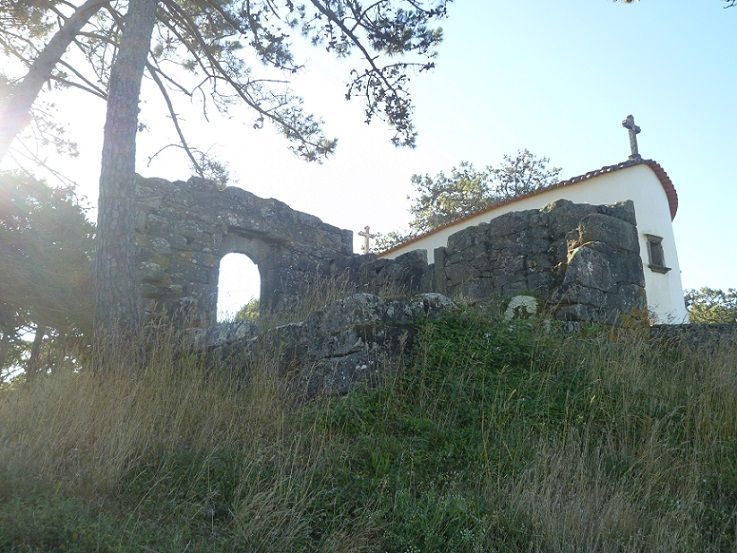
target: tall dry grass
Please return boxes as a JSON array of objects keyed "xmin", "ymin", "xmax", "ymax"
[
  {"xmin": 501, "ymin": 331, "xmax": 737, "ymax": 552},
  {"xmin": 1, "ymin": 310, "xmax": 735, "ymax": 552},
  {"xmin": 0, "ymin": 329, "xmax": 375, "ymax": 551}
]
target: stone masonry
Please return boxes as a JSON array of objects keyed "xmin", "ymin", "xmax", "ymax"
[
  {"xmin": 135, "ymin": 176, "xmax": 352, "ymax": 326},
  {"xmin": 432, "ymin": 199, "xmax": 646, "ymax": 323},
  {"xmin": 135, "ymin": 176, "xmax": 646, "ymax": 327}
]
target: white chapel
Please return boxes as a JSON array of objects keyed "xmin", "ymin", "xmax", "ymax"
[{"xmin": 379, "ymin": 117, "xmax": 689, "ymax": 324}]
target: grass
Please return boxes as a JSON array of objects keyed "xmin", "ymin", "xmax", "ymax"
[{"xmin": 1, "ymin": 307, "xmax": 736, "ymax": 552}]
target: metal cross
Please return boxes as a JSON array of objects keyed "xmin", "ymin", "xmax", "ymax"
[
  {"xmin": 358, "ymin": 225, "xmax": 377, "ymax": 254},
  {"xmin": 622, "ymin": 114, "xmax": 641, "ymax": 160}
]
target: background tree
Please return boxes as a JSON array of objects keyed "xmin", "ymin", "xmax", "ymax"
[
  {"xmin": 374, "ymin": 149, "xmax": 561, "ymax": 251},
  {"xmin": 0, "ymin": 171, "xmax": 94, "ymax": 379},
  {"xmin": 487, "ymin": 149, "xmax": 563, "ymax": 200},
  {"xmin": 407, "ymin": 161, "xmax": 492, "ymax": 234},
  {"xmin": 235, "ymin": 298, "xmax": 260, "ymax": 322},
  {"xmin": 684, "ymin": 288, "xmax": 737, "ymax": 324},
  {"xmin": 0, "ymin": 0, "xmax": 114, "ymax": 165}
]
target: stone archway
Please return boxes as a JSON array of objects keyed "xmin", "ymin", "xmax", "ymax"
[{"xmin": 134, "ymin": 176, "xmax": 354, "ymax": 327}]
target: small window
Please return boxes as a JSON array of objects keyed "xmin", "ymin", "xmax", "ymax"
[{"xmin": 645, "ymin": 234, "xmax": 671, "ymax": 274}]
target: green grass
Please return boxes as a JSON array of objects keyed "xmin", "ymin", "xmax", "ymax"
[{"xmin": 1, "ymin": 308, "xmax": 736, "ymax": 552}]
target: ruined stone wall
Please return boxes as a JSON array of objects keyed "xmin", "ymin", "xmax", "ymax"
[
  {"xmin": 430, "ymin": 199, "xmax": 646, "ymax": 323},
  {"xmin": 135, "ymin": 176, "xmax": 646, "ymax": 328},
  {"xmin": 135, "ymin": 176, "xmax": 352, "ymax": 326},
  {"xmin": 650, "ymin": 323, "xmax": 737, "ymax": 350}
]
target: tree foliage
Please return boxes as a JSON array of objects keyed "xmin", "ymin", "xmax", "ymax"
[
  {"xmin": 0, "ymin": 0, "xmax": 107, "ymax": 163},
  {"xmin": 1, "ymin": 0, "xmax": 448, "ymax": 173},
  {"xmin": 374, "ymin": 149, "xmax": 561, "ymax": 251},
  {"xmin": 0, "ymin": 172, "xmax": 94, "ymax": 377},
  {"xmin": 235, "ymin": 297, "xmax": 260, "ymax": 321},
  {"xmin": 684, "ymin": 288, "xmax": 737, "ymax": 324}
]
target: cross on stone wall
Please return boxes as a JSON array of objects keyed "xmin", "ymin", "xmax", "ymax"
[
  {"xmin": 622, "ymin": 114, "xmax": 641, "ymax": 160},
  {"xmin": 358, "ymin": 225, "xmax": 377, "ymax": 254}
]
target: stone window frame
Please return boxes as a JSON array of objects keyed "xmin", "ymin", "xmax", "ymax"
[{"xmin": 644, "ymin": 234, "xmax": 671, "ymax": 274}]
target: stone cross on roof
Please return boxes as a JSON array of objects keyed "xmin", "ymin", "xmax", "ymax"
[
  {"xmin": 622, "ymin": 114, "xmax": 641, "ymax": 160},
  {"xmin": 358, "ymin": 225, "xmax": 377, "ymax": 254}
]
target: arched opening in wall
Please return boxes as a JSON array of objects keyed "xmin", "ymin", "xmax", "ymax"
[{"xmin": 216, "ymin": 253, "xmax": 260, "ymax": 322}]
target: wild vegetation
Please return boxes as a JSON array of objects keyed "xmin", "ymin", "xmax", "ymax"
[
  {"xmin": 0, "ymin": 172, "xmax": 94, "ymax": 380},
  {"xmin": 1, "ymin": 306, "xmax": 735, "ymax": 552},
  {"xmin": 685, "ymin": 288, "xmax": 737, "ymax": 324}
]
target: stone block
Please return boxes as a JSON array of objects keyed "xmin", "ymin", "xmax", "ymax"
[
  {"xmin": 549, "ymin": 239, "xmax": 569, "ymax": 264},
  {"xmin": 560, "ymin": 283, "xmax": 606, "ymax": 307},
  {"xmin": 563, "ymin": 245, "xmax": 613, "ymax": 292},
  {"xmin": 136, "ymin": 189, "xmax": 164, "ymax": 209},
  {"xmin": 609, "ymin": 283, "xmax": 646, "ymax": 312},
  {"xmin": 139, "ymin": 261, "xmax": 169, "ymax": 284},
  {"xmin": 148, "ymin": 237, "xmax": 172, "ymax": 255},
  {"xmin": 191, "ymin": 252, "xmax": 219, "ymax": 268},
  {"xmin": 456, "ymin": 277, "xmax": 495, "ymax": 300},
  {"xmin": 554, "ymin": 304, "xmax": 602, "ymax": 322},
  {"xmin": 168, "ymin": 234, "xmax": 189, "ymax": 250},
  {"xmin": 486, "ymin": 210, "xmax": 532, "ymax": 237},
  {"xmin": 525, "ymin": 253, "xmax": 553, "ymax": 272},
  {"xmin": 526, "ymin": 271, "xmax": 553, "ymax": 293},
  {"xmin": 544, "ymin": 199, "xmax": 598, "ymax": 238},
  {"xmin": 578, "ymin": 213, "xmax": 639, "ymax": 253},
  {"xmin": 447, "ymin": 228, "xmax": 476, "ymax": 252},
  {"xmin": 598, "ymin": 200, "xmax": 637, "ymax": 226},
  {"xmin": 491, "ymin": 252, "xmax": 525, "ymax": 275},
  {"xmin": 501, "ymin": 280, "xmax": 528, "ymax": 297},
  {"xmin": 586, "ymin": 243, "xmax": 645, "ymax": 287}
]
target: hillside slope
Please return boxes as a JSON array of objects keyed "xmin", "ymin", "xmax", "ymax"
[{"xmin": 1, "ymin": 310, "xmax": 736, "ymax": 552}]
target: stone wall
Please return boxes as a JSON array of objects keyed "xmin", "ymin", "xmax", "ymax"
[
  {"xmin": 650, "ymin": 323, "xmax": 737, "ymax": 350},
  {"xmin": 434, "ymin": 200, "xmax": 646, "ymax": 322},
  {"xmin": 135, "ymin": 176, "xmax": 352, "ymax": 326},
  {"xmin": 207, "ymin": 293, "xmax": 456, "ymax": 397},
  {"xmin": 135, "ymin": 177, "xmax": 646, "ymax": 327},
  {"xmin": 352, "ymin": 199, "xmax": 646, "ymax": 324}
]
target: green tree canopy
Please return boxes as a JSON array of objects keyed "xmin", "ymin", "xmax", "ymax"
[
  {"xmin": 0, "ymin": 172, "xmax": 94, "ymax": 377},
  {"xmin": 685, "ymin": 288, "xmax": 737, "ymax": 324},
  {"xmin": 374, "ymin": 149, "xmax": 561, "ymax": 251}
]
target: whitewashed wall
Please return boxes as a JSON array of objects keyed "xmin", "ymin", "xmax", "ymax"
[{"xmin": 381, "ymin": 164, "xmax": 688, "ymax": 323}]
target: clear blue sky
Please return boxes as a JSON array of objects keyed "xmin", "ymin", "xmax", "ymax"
[
  {"xmin": 411, "ymin": 1, "xmax": 737, "ymax": 292},
  {"xmin": 5, "ymin": 0, "xmax": 735, "ymax": 314}
]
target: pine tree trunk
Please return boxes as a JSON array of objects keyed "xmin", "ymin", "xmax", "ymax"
[
  {"xmin": 0, "ymin": 0, "xmax": 107, "ymax": 161},
  {"xmin": 0, "ymin": 335, "xmax": 9, "ymax": 375},
  {"xmin": 94, "ymin": 0, "xmax": 158, "ymax": 350},
  {"xmin": 26, "ymin": 324, "xmax": 46, "ymax": 381}
]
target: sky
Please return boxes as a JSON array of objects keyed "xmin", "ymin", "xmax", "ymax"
[{"xmin": 4, "ymin": 0, "xmax": 736, "ymax": 319}]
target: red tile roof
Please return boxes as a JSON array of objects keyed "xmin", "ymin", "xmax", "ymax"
[{"xmin": 380, "ymin": 158, "xmax": 678, "ymax": 257}]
